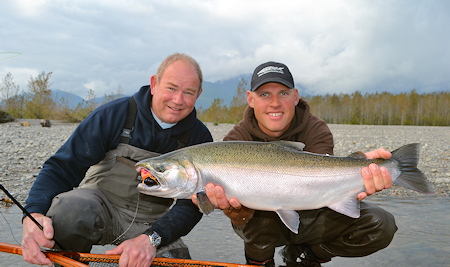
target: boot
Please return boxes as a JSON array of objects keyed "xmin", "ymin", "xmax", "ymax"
[
  {"xmin": 245, "ymin": 254, "xmax": 275, "ymax": 267},
  {"xmin": 279, "ymin": 244, "xmax": 323, "ymax": 267}
]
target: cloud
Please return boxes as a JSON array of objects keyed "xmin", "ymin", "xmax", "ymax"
[{"xmin": 1, "ymin": 0, "xmax": 448, "ymax": 99}]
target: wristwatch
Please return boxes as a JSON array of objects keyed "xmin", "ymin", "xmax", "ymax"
[{"xmin": 147, "ymin": 231, "xmax": 162, "ymax": 247}]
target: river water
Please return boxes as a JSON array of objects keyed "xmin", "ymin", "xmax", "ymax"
[{"xmin": 1, "ymin": 195, "xmax": 449, "ymax": 267}]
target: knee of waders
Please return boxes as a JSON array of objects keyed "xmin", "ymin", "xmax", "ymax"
[
  {"xmin": 360, "ymin": 206, "xmax": 398, "ymax": 249},
  {"xmin": 47, "ymin": 192, "xmax": 106, "ymax": 245}
]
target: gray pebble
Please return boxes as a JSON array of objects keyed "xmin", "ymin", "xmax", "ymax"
[{"xmin": 1, "ymin": 119, "xmax": 449, "ymax": 202}]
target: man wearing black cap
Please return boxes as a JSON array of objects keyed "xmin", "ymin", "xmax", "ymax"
[{"xmin": 195, "ymin": 61, "xmax": 396, "ymax": 266}]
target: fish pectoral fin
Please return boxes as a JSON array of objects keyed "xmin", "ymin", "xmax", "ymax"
[
  {"xmin": 327, "ymin": 197, "xmax": 360, "ymax": 218},
  {"xmin": 196, "ymin": 191, "xmax": 215, "ymax": 215},
  {"xmin": 276, "ymin": 210, "xmax": 300, "ymax": 234}
]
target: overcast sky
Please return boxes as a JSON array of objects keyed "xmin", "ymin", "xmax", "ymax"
[{"xmin": 1, "ymin": 0, "xmax": 449, "ymax": 99}]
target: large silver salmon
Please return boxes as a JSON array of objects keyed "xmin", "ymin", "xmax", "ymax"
[{"xmin": 135, "ymin": 141, "xmax": 434, "ymax": 233}]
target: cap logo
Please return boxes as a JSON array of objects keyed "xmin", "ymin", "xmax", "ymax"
[{"xmin": 257, "ymin": 66, "xmax": 284, "ymax": 77}]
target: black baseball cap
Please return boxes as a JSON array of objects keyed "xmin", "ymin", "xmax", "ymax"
[{"xmin": 250, "ymin": 61, "xmax": 294, "ymax": 91}]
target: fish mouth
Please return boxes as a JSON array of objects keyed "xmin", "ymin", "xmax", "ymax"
[{"xmin": 136, "ymin": 166, "xmax": 161, "ymax": 187}]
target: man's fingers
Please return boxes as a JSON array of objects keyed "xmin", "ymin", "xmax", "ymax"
[
  {"xmin": 380, "ymin": 166, "xmax": 392, "ymax": 188},
  {"xmin": 191, "ymin": 194, "xmax": 199, "ymax": 205},
  {"xmin": 41, "ymin": 216, "xmax": 54, "ymax": 240},
  {"xmin": 369, "ymin": 164, "xmax": 386, "ymax": 191},
  {"xmin": 214, "ymin": 186, "xmax": 231, "ymax": 210},
  {"xmin": 357, "ymin": 192, "xmax": 368, "ymax": 201},
  {"xmin": 362, "ymin": 166, "xmax": 376, "ymax": 195},
  {"xmin": 22, "ymin": 239, "xmax": 52, "ymax": 266},
  {"xmin": 365, "ymin": 148, "xmax": 392, "ymax": 160},
  {"xmin": 361, "ymin": 164, "xmax": 393, "ymax": 199}
]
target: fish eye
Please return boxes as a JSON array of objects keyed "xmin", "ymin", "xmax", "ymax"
[{"xmin": 154, "ymin": 165, "xmax": 165, "ymax": 173}]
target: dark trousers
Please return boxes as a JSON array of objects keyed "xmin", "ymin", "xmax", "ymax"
[
  {"xmin": 46, "ymin": 188, "xmax": 190, "ymax": 258},
  {"xmin": 236, "ymin": 202, "xmax": 397, "ymax": 261}
]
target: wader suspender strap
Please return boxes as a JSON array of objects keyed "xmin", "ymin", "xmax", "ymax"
[
  {"xmin": 177, "ymin": 130, "xmax": 190, "ymax": 149},
  {"xmin": 118, "ymin": 96, "xmax": 190, "ymax": 149},
  {"xmin": 120, "ymin": 96, "xmax": 137, "ymax": 144}
]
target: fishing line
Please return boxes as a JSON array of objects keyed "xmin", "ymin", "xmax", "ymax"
[
  {"xmin": 0, "ymin": 52, "xmax": 21, "ymax": 61},
  {"xmin": 0, "ymin": 184, "xmax": 66, "ymax": 250},
  {"xmin": 110, "ymin": 191, "xmax": 140, "ymax": 245},
  {"xmin": 1, "ymin": 183, "xmax": 141, "ymax": 250},
  {"xmin": 0, "ymin": 209, "xmax": 22, "ymax": 245}
]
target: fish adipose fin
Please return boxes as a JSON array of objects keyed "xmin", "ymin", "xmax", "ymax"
[
  {"xmin": 392, "ymin": 143, "xmax": 434, "ymax": 194},
  {"xmin": 327, "ymin": 197, "xmax": 360, "ymax": 218},
  {"xmin": 276, "ymin": 210, "xmax": 300, "ymax": 234},
  {"xmin": 347, "ymin": 151, "xmax": 367, "ymax": 159},
  {"xmin": 196, "ymin": 191, "xmax": 215, "ymax": 215}
]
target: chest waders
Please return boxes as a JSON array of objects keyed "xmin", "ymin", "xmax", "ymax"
[
  {"xmin": 50, "ymin": 96, "xmax": 192, "ymax": 256},
  {"xmin": 82, "ymin": 96, "xmax": 181, "ymax": 229}
]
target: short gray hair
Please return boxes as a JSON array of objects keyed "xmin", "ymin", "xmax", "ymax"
[{"xmin": 156, "ymin": 53, "xmax": 203, "ymax": 90}]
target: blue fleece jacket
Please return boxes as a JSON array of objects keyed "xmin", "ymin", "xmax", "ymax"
[{"xmin": 25, "ymin": 85, "xmax": 213, "ymax": 246}]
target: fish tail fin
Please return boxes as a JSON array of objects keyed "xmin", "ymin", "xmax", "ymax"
[{"xmin": 391, "ymin": 143, "xmax": 434, "ymax": 194}]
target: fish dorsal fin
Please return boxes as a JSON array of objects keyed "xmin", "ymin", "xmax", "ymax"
[
  {"xmin": 196, "ymin": 191, "xmax": 215, "ymax": 215},
  {"xmin": 347, "ymin": 151, "xmax": 367, "ymax": 160},
  {"xmin": 327, "ymin": 197, "xmax": 361, "ymax": 218},
  {"xmin": 272, "ymin": 141, "xmax": 305, "ymax": 151},
  {"xmin": 276, "ymin": 210, "xmax": 300, "ymax": 234}
]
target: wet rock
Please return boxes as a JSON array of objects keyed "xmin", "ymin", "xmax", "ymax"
[
  {"xmin": 0, "ymin": 111, "xmax": 14, "ymax": 123},
  {"xmin": 40, "ymin": 119, "xmax": 51, "ymax": 127}
]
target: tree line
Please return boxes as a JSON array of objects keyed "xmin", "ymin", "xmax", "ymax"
[
  {"xmin": 0, "ymin": 72, "xmax": 122, "ymax": 122},
  {"xmin": 303, "ymin": 90, "xmax": 450, "ymax": 126},
  {"xmin": 198, "ymin": 79, "xmax": 449, "ymax": 126},
  {"xmin": 1, "ymin": 72, "xmax": 449, "ymax": 126}
]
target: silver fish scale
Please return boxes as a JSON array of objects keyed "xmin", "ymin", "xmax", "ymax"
[
  {"xmin": 172, "ymin": 141, "xmax": 375, "ymax": 211},
  {"xmin": 136, "ymin": 142, "xmax": 433, "ymax": 233}
]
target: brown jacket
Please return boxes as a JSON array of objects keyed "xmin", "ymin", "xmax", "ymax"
[
  {"xmin": 223, "ymin": 98, "xmax": 335, "ymax": 261},
  {"xmin": 224, "ymin": 98, "xmax": 334, "ymax": 155}
]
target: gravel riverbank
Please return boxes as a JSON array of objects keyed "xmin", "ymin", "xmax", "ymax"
[{"xmin": 1, "ymin": 120, "xmax": 449, "ymax": 204}]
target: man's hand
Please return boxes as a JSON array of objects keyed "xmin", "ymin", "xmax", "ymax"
[
  {"xmin": 192, "ymin": 183, "xmax": 254, "ymax": 226},
  {"xmin": 21, "ymin": 213, "xmax": 55, "ymax": 266},
  {"xmin": 192, "ymin": 183, "xmax": 241, "ymax": 210},
  {"xmin": 106, "ymin": 234, "xmax": 156, "ymax": 267},
  {"xmin": 358, "ymin": 147, "xmax": 393, "ymax": 201}
]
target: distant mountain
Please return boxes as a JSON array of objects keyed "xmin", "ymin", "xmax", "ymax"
[
  {"xmin": 50, "ymin": 75, "xmax": 253, "ymax": 110},
  {"xmin": 88, "ymin": 94, "xmax": 128, "ymax": 106},
  {"xmin": 51, "ymin": 90, "xmax": 84, "ymax": 109},
  {"xmin": 197, "ymin": 74, "xmax": 251, "ymax": 109},
  {"xmin": 52, "ymin": 90, "xmax": 127, "ymax": 109}
]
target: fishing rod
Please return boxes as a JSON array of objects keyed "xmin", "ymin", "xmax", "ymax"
[
  {"xmin": 0, "ymin": 184, "xmax": 66, "ymax": 250},
  {"xmin": 1, "ymin": 185, "xmax": 256, "ymax": 267}
]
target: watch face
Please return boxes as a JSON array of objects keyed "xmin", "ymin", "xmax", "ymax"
[{"xmin": 150, "ymin": 232, "xmax": 161, "ymax": 247}]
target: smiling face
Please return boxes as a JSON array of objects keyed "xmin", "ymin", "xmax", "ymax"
[
  {"xmin": 150, "ymin": 59, "xmax": 202, "ymax": 124},
  {"xmin": 247, "ymin": 82, "xmax": 299, "ymax": 137}
]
